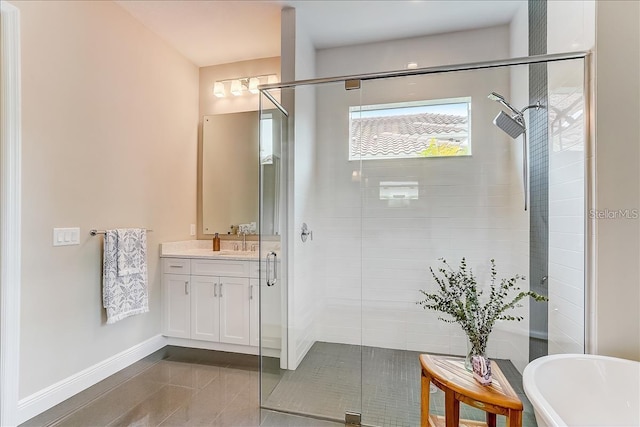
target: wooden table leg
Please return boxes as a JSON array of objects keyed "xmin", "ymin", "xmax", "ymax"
[
  {"xmin": 444, "ymin": 390, "xmax": 459, "ymax": 427},
  {"xmin": 507, "ymin": 409, "xmax": 523, "ymax": 427},
  {"xmin": 421, "ymin": 371, "xmax": 430, "ymax": 427},
  {"xmin": 486, "ymin": 412, "xmax": 497, "ymax": 427}
]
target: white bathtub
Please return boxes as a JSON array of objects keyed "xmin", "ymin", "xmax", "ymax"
[{"xmin": 523, "ymin": 354, "xmax": 640, "ymax": 427}]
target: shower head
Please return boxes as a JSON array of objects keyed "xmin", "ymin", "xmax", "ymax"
[
  {"xmin": 487, "ymin": 92, "xmax": 505, "ymax": 102},
  {"xmin": 493, "ymin": 110, "xmax": 526, "ymax": 138},
  {"xmin": 487, "ymin": 91, "xmax": 523, "ymax": 117}
]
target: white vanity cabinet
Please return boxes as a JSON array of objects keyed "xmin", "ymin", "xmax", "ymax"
[
  {"xmin": 189, "ymin": 275, "xmax": 219, "ymax": 342},
  {"xmin": 163, "ymin": 273, "xmax": 191, "ymax": 339},
  {"xmin": 162, "ymin": 257, "xmax": 256, "ymax": 350}
]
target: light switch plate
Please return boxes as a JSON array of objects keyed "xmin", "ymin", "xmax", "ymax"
[
  {"xmin": 190, "ymin": 224, "xmax": 196, "ymax": 236},
  {"xmin": 53, "ymin": 227, "xmax": 80, "ymax": 246}
]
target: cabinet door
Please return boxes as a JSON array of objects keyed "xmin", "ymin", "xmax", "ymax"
[
  {"xmin": 163, "ymin": 274, "xmax": 190, "ymax": 339},
  {"xmin": 249, "ymin": 278, "xmax": 259, "ymax": 347},
  {"xmin": 191, "ymin": 276, "xmax": 220, "ymax": 342},
  {"xmin": 219, "ymin": 276, "xmax": 250, "ymax": 345}
]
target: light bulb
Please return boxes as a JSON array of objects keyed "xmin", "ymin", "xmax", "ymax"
[
  {"xmin": 230, "ymin": 79, "xmax": 243, "ymax": 96},
  {"xmin": 213, "ymin": 81, "xmax": 226, "ymax": 98},
  {"xmin": 248, "ymin": 77, "xmax": 259, "ymax": 94}
]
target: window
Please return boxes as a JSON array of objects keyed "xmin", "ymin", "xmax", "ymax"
[{"xmin": 349, "ymin": 98, "xmax": 471, "ymax": 160}]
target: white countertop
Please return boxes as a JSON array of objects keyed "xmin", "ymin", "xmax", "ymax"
[{"xmin": 160, "ymin": 240, "xmax": 277, "ymax": 261}]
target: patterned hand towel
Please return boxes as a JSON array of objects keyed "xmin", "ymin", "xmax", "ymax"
[
  {"xmin": 103, "ymin": 229, "xmax": 149, "ymax": 324},
  {"xmin": 116, "ymin": 228, "xmax": 145, "ymax": 277}
]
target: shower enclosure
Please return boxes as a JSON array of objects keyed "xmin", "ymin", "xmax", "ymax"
[{"xmin": 258, "ymin": 53, "xmax": 588, "ymax": 426}]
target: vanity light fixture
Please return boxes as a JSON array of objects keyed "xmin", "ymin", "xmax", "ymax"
[{"xmin": 212, "ymin": 74, "xmax": 279, "ymax": 98}]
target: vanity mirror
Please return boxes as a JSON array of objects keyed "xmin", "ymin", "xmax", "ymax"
[{"xmin": 200, "ymin": 111, "xmax": 281, "ymax": 237}]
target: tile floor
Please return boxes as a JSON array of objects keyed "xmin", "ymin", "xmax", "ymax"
[
  {"xmin": 22, "ymin": 346, "xmax": 343, "ymax": 427},
  {"xmin": 22, "ymin": 344, "xmax": 537, "ymax": 427},
  {"xmin": 263, "ymin": 342, "xmax": 537, "ymax": 427}
]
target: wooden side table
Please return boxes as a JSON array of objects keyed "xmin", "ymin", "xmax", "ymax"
[{"xmin": 419, "ymin": 354, "xmax": 523, "ymax": 427}]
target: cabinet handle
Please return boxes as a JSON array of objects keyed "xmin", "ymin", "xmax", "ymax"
[
  {"xmin": 169, "ymin": 264, "xmax": 183, "ymax": 269},
  {"xmin": 249, "ymin": 284, "xmax": 253, "ymax": 300},
  {"xmin": 220, "ymin": 283, "xmax": 223, "ymax": 297},
  {"xmin": 214, "ymin": 283, "xmax": 218, "ymax": 297},
  {"xmin": 184, "ymin": 281, "xmax": 189, "ymax": 295}
]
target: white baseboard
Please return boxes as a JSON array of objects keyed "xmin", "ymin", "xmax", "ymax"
[
  {"xmin": 295, "ymin": 338, "xmax": 314, "ymax": 370},
  {"xmin": 17, "ymin": 335, "xmax": 167, "ymax": 425},
  {"xmin": 166, "ymin": 337, "xmax": 259, "ymax": 355}
]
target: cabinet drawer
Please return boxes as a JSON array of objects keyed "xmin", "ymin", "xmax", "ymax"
[
  {"xmin": 191, "ymin": 259, "xmax": 249, "ymax": 277},
  {"xmin": 163, "ymin": 258, "xmax": 191, "ymax": 275},
  {"xmin": 249, "ymin": 261, "xmax": 264, "ymax": 279},
  {"xmin": 250, "ymin": 260, "xmax": 280, "ymax": 279}
]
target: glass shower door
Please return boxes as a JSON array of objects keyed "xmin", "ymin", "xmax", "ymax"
[{"xmin": 259, "ymin": 82, "xmax": 365, "ymax": 424}]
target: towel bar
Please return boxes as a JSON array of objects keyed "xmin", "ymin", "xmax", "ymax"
[{"xmin": 90, "ymin": 229, "xmax": 153, "ymax": 236}]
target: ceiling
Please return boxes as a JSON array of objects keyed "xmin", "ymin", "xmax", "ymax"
[{"xmin": 116, "ymin": 0, "xmax": 524, "ymax": 68}]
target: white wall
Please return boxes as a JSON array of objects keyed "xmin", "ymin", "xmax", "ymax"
[
  {"xmin": 15, "ymin": 0, "xmax": 198, "ymax": 399},
  {"xmin": 593, "ymin": 0, "xmax": 640, "ymax": 360},
  {"xmin": 281, "ymin": 7, "xmax": 319, "ymax": 369},
  {"xmin": 315, "ymin": 26, "xmax": 533, "ymax": 372},
  {"xmin": 316, "ymin": 25, "xmax": 512, "ymax": 77}
]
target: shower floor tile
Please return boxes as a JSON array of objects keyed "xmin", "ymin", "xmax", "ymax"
[{"xmin": 263, "ymin": 342, "xmax": 538, "ymax": 427}]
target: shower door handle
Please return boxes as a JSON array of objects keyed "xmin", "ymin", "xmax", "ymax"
[
  {"xmin": 523, "ymin": 131, "xmax": 529, "ymax": 211},
  {"xmin": 266, "ymin": 251, "xmax": 277, "ymax": 286}
]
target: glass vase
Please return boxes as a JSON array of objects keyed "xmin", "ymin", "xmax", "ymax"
[{"xmin": 465, "ymin": 338, "xmax": 486, "ymax": 372}]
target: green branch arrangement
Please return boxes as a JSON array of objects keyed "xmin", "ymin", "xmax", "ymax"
[{"xmin": 417, "ymin": 258, "xmax": 548, "ymax": 356}]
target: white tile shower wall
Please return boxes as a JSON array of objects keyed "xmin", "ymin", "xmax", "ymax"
[
  {"xmin": 547, "ymin": 61, "xmax": 586, "ymax": 355},
  {"xmin": 290, "ymin": 83, "xmax": 318, "ymax": 368},
  {"xmin": 546, "ymin": 0, "xmax": 593, "ymax": 356},
  {"xmin": 314, "ymin": 25, "xmax": 532, "ymax": 371},
  {"xmin": 284, "ymin": 9, "xmax": 320, "ymax": 369},
  {"xmin": 314, "ymin": 88, "xmax": 363, "ymax": 347},
  {"xmin": 547, "ymin": 0, "xmax": 596, "ymax": 55}
]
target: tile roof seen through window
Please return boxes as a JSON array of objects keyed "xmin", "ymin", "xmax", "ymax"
[{"xmin": 350, "ymin": 111, "xmax": 469, "ymax": 159}]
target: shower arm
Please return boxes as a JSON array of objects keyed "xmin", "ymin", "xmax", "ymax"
[
  {"xmin": 497, "ymin": 99, "xmax": 523, "ymax": 117},
  {"xmin": 520, "ymin": 101, "xmax": 542, "ymax": 115}
]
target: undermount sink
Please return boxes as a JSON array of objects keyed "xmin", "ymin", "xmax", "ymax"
[{"xmin": 216, "ymin": 250, "xmax": 258, "ymax": 257}]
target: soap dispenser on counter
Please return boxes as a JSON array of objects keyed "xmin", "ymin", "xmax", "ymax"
[{"xmin": 213, "ymin": 233, "xmax": 221, "ymax": 251}]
